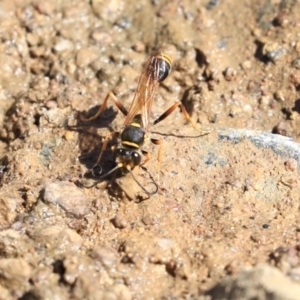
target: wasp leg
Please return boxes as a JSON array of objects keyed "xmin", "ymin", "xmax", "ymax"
[
  {"xmin": 94, "ymin": 131, "xmax": 119, "ymax": 167},
  {"xmin": 140, "ymin": 150, "xmax": 151, "ymax": 167},
  {"xmin": 153, "ymin": 101, "xmax": 211, "ymax": 135},
  {"xmin": 150, "ymin": 138, "xmax": 163, "ymax": 178},
  {"xmin": 138, "ymin": 150, "xmax": 159, "ymax": 195},
  {"xmin": 80, "ymin": 91, "xmax": 128, "ymax": 122},
  {"xmin": 141, "ymin": 143, "xmax": 162, "ymax": 180}
]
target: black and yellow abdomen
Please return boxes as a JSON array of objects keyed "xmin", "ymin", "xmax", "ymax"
[{"xmin": 148, "ymin": 53, "xmax": 172, "ymax": 83}]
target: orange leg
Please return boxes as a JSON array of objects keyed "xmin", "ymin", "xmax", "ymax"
[
  {"xmin": 95, "ymin": 131, "xmax": 119, "ymax": 167},
  {"xmin": 141, "ymin": 142, "xmax": 162, "ymax": 181},
  {"xmin": 140, "ymin": 150, "xmax": 151, "ymax": 167},
  {"xmin": 150, "ymin": 138, "xmax": 163, "ymax": 176},
  {"xmin": 80, "ymin": 91, "xmax": 128, "ymax": 122},
  {"xmin": 153, "ymin": 101, "xmax": 211, "ymax": 135}
]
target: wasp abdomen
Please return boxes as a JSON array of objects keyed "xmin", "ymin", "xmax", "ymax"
[{"xmin": 149, "ymin": 53, "xmax": 172, "ymax": 83}]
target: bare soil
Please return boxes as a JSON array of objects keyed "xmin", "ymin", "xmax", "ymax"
[{"xmin": 1, "ymin": 0, "xmax": 300, "ymax": 299}]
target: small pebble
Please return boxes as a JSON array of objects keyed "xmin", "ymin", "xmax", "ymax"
[
  {"xmin": 33, "ymin": 141, "xmax": 42, "ymax": 150},
  {"xmin": 76, "ymin": 48, "xmax": 99, "ymax": 68},
  {"xmin": 274, "ymin": 90, "xmax": 285, "ymax": 102},
  {"xmin": 259, "ymin": 95, "xmax": 270, "ymax": 110},
  {"xmin": 262, "ymin": 42, "xmax": 286, "ymax": 63},
  {"xmin": 273, "ymin": 13, "xmax": 289, "ymax": 27},
  {"xmin": 253, "ymin": 183, "xmax": 261, "ymax": 191},
  {"xmin": 42, "ymin": 108, "xmax": 65, "ymax": 126},
  {"xmin": 132, "ymin": 41, "xmax": 145, "ymax": 53},
  {"xmin": 273, "ymin": 121, "xmax": 288, "ymax": 136},
  {"xmin": 229, "ymin": 104, "xmax": 241, "ymax": 117},
  {"xmin": 45, "ymin": 100, "xmax": 58, "ymax": 110},
  {"xmin": 247, "ymin": 80, "xmax": 260, "ymax": 94},
  {"xmin": 64, "ymin": 131, "xmax": 75, "ymax": 141},
  {"xmin": 295, "ymin": 41, "xmax": 300, "ymax": 53},
  {"xmin": 26, "ymin": 33, "xmax": 39, "ymax": 46},
  {"xmin": 285, "ymin": 158, "xmax": 297, "ymax": 172},
  {"xmin": 291, "ymin": 57, "xmax": 300, "ymax": 69},
  {"xmin": 113, "ymin": 214, "xmax": 128, "ymax": 229},
  {"xmin": 44, "ymin": 181, "xmax": 89, "ymax": 218},
  {"xmin": 241, "ymin": 60, "xmax": 252, "ymax": 70},
  {"xmin": 142, "ymin": 215, "xmax": 152, "ymax": 226},
  {"xmin": 242, "ymin": 104, "xmax": 253, "ymax": 115},
  {"xmin": 0, "ymin": 258, "xmax": 32, "ymax": 291},
  {"xmin": 223, "ymin": 67, "xmax": 237, "ymax": 81},
  {"xmin": 90, "ymin": 30, "xmax": 113, "ymax": 46},
  {"xmin": 54, "ymin": 39, "xmax": 73, "ymax": 52},
  {"xmin": 91, "ymin": 0, "xmax": 124, "ymax": 22},
  {"xmin": 91, "ymin": 246, "xmax": 117, "ymax": 268},
  {"xmin": 34, "ymin": 1, "xmax": 55, "ymax": 15}
]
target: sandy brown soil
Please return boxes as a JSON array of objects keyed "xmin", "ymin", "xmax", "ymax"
[{"xmin": 1, "ymin": 0, "xmax": 300, "ymax": 299}]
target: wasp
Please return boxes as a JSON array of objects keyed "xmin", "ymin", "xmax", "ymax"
[{"xmin": 79, "ymin": 53, "xmax": 209, "ymax": 195}]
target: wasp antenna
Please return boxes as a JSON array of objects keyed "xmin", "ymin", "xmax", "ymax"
[
  {"xmin": 92, "ymin": 165, "xmax": 103, "ymax": 176},
  {"xmin": 78, "ymin": 164, "xmax": 122, "ymax": 189},
  {"xmin": 128, "ymin": 169, "xmax": 158, "ymax": 195}
]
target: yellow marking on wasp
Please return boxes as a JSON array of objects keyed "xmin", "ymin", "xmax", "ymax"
[
  {"xmin": 130, "ymin": 122, "xmax": 141, "ymax": 127},
  {"xmin": 157, "ymin": 53, "xmax": 172, "ymax": 68},
  {"xmin": 122, "ymin": 141, "xmax": 140, "ymax": 148}
]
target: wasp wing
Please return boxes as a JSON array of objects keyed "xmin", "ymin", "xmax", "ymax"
[{"xmin": 123, "ymin": 54, "xmax": 170, "ymax": 130}]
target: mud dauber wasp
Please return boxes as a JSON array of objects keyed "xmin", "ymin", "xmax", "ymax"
[{"xmin": 79, "ymin": 53, "xmax": 210, "ymax": 195}]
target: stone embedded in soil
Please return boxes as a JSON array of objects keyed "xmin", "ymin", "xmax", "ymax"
[
  {"xmin": 63, "ymin": 254, "xmax": 99, "ymax": 285},
  {"xmin": 100, "ymin": 284, "xmax": 132, "ymax": 300},
  {"xmin": 41, "ymin": 107, "xmax": 72, "ymax": 127},
  {"xmin": 285, "ymin": 158, "xmax": 298, "ymax": 172},
  {"xmin": 269, "ymin": 245, "xmax": 300, "ymax": 279},
  {"xmin": 0, "ymin": 189, "xmax": 24, "ymax": 229},
  {"xmin": 32, "ymin": 226, "xmax": 83, "ymax": 254},
  {"xmin": 262, "ymin": 41, "xmax": 287, "ymax": 63},
  {"xmin": 73, "ymin": 280, "xmax": 132, "ymax": 300},
  {"xmin": 43, "ymin": 181, "xmax": 89, "ymax": 218},
  {"xmin": 90, "ymin": 30, "xmax": 113, "ymax": 46},
  {"xmin": 0, "ymin": 229, "xmax": 35, "ymax": 258},
  {"xmin": 91, "ymin": 245, "xmax": 118, "ymax": 270},
  {"xmin": 218, "ymin": 128, "xmax": 300, "ymax": 172},
  {"xmin": 53, "ymin": 39, "xmax": 74, "ymax": 52},
  {"xmin": 205, "ymin": 264, "xmax": 300, "ymax": 300},
  {"xmin": 75, "ymin": 48, "xmax": 100, "ymax": 68},
  {"xmin": 63, "ymin": 252, "xmax": 131, "ymax": 300},
  {"xmin": 0, "ymin": 285, "xmax": 13, "ymax": 300},
  {"xmin": 113, "ymin": 213, "xmax": 128, "ymax": 229},
  {"xmin": 91, "ymin": 0, "xmax": 124, "ymax": 22},
  {"xmin": 0, "ymin": 258, "xmax": 32, "ymax": 296},
  {"xmin": 30, "ymin": 265, "xmax": 59, "ymax": 286}
]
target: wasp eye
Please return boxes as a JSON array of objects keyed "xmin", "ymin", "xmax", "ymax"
[{"xmin": 132, "ymin": 152, "xmax": 141, "ymax": 166}]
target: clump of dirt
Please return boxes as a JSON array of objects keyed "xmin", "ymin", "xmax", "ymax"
[{"xmin": 1, "ymin": 0, "xmax": 300, "ymax": 299}]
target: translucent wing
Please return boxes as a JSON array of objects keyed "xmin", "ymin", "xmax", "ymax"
[{"xmin": 123, "ymin": 53, "xmax": 171, "ymax": 130}]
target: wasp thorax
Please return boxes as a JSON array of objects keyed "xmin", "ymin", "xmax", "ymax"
[{"xmin": 121, "ymin": 125, "xmax": 144, "ymax": 148}]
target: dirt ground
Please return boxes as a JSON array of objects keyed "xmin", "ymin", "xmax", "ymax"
[{"xmin": 1, "ymin": 0, "xmax": 300, "ymax": 299}]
